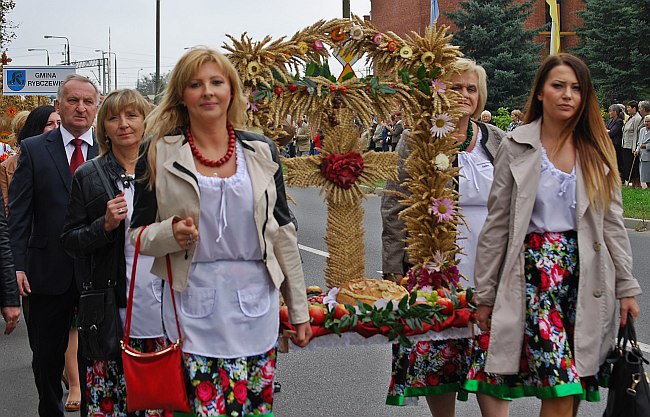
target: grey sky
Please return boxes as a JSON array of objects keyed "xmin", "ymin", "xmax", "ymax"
[{"xmin": 7, "ymin": 0, "xmax": 371, "ymax": 90}]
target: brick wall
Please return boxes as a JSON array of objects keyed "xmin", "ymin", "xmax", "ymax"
[{"xmin": 370, "ymin": 0, "xmax": 585, "ymax": 54}]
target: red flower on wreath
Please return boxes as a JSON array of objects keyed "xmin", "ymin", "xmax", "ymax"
[
  {"xmin": 233, "ymin": 380, "xmax": 248, "ymax": 404},
  {"xmin": 195, "ymin": 380, "xmax": 217, "ymax": 404},
  {"xmin": 320, "ymin": 151, "xmax": 364, "ymax": 190},
  {"xmin": 5, "ymin": 106, "xmax": 17, "ymax": 117},
  {"xmin": 99, "ymin": 397, "xmax": 114, "ymax": 414},
  {"xmin": 0, "ymin": 153, "xmax": 8, "ymax": 163}
]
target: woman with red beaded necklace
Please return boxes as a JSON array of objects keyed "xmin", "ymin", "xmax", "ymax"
[{"xmin": 129, "ymin": 47, "xmax": 311, "ymax": 416}]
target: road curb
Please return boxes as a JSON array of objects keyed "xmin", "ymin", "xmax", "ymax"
[{"xmin": 624, "ymin": 217, "xmax": 648, "ymax": 231}]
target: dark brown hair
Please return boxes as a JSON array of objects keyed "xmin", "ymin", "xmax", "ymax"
[{"xmin": 524, "ymin": 53, "xmax": 619, "ymax": 209}]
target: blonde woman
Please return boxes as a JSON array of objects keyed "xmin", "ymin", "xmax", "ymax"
[{"xmin": 129, "ymin": 47, "xmax": 311, "ymax": 416}]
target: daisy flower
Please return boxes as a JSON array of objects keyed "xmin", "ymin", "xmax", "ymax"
[
  {"xmin": 430, "ymin": 79, "xmax": 446, "ymax": 94},
  {"xmin": 350, "ymin": 25, "xmax": 364, "ymax": 40},
  {"xmin": 429, "ymin": 197, "xmax": 456, "ymax": 223},
  {"xmin": 372, "ymin": 33, "xmax": 384, "ymax": 45},
  {"xmin": 430, "ymin": 113, "xmax": 455, "ymax": 138},
  {"xmin": 434, "ymin": 153, "xmax": 450, "ymax": 171}
]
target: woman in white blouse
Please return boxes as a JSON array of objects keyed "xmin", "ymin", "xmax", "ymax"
[
  {"xmin": 128, "ymin": 47, "xmax": 311, "ymax": 416},
  {"xmin": 472, "ymin": 53, "xmax": 641, "ymax": 417}
]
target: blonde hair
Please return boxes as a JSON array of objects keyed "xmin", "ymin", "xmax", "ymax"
[
  {"xmin": 8, "ymin": 110, "xmax": 30, "ymax": 147},
  {"xmin": 143, "ymin": 47, "xmax": 247, "ymax": 187},
  {"xmin": 452, "ymin": 58, "xmax": 488, "ymax": 119},
  {"xmin": 11, "ymin": 110, "xmax": 30, "ymax": 133},
  {"xmin": 96, "ymin": 89, "xmax": 152, "ymax": 156},
  {"xmin": 524, "ymin": 53, "xmax": 619, "ymax": 210}
]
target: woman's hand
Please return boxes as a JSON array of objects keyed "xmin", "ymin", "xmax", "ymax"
[
  {"xmin": 172, "ymin": 217, "xmax": 199, "ymax": 251},
  {"xmin": 104, "ymin": 192, "xmax": 128, "ymax": 232},
  {"xmin": 476, "ymin": 304, "xmax": 494, "ymax": 332},
  {"xmin": 620, "ymin": 296, "xmax": 640, "ymax": 327},
  {"xmin": 291, "ymin": 321, "xmax": 312, "ymax": 347}
]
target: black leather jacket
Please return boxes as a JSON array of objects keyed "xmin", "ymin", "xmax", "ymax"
[
  {"xmin": 61, "ymin": 152, "xmax": 131, "ymax": 307},
  {"xmin": 0, "ymin": 199, "xmax": 18, "ymax": 307}
]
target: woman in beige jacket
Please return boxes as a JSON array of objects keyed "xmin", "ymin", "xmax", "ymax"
[
  {"xmin": 470, "ymin": 53, "xmax": 641, "ymax": 417},
  {"xmin": 129, "ymin": 47, "xmax": 311, "ymax": 416}
]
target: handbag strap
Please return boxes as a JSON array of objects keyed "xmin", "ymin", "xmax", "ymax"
[
  {"xmin": 91, "ymin": 158, "xmax": 115, "ymax": 200},
  {"xmin": 123, "ymin": 226, "xmax": 183, "ymax": 347}
]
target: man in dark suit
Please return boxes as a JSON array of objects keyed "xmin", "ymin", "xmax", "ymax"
[{"xmin": 9, "ymin": 74, "xmax": 99, "ymax": 417}]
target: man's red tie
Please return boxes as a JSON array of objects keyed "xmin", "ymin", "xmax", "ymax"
[{"xmin": 69, "ymin": 138, "xmax": 85, "ymax": 176}]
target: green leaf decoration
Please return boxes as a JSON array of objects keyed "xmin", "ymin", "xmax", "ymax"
[
  {"xmin": 305, "ymin": 62, "xmax": 317, "ymax": 77},
  {"xmin": 399, "ymin": 68, "xmax": 410, "ymax": 85},
  {"xmin": 252, "ymin": 90, "xmax": 266, "ymax": 102},
  {"xmin": 417, "ymin": 65, "xmax": 427, "ymax": 80},
  {"xmin": 430, "ymin": 67, "xmax": 441, "ymax": 78},
  {"xmin": 418, "ymin": 79, "xmax": 431, "ymax": 96},
  {"xmin": 271, "ymin": 68, "xmax": 286, "ymax": 84},
  {"xmin": 378, "ymin": 84, "xmax": 396, "ymax": 95}
]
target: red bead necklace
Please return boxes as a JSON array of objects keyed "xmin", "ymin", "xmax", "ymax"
[{"xmin": 187, "ymin": 123, "xmax": 236, "ymax": 167}]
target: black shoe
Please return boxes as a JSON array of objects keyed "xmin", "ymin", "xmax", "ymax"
[{"xmin": 273, "ymin": 381, "xmax": 282, "ymax": 393}]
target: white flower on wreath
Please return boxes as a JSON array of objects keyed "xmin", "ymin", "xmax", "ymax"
[
  {"xmin": 350, "ymin": 25, "xmax": 364, "ymax": 40},
  {"xmin": 430, "ymin": 113, "xmax": 455, "ymax": 138},
  {"xmin": 434, "ymin": 153, "xmax": 450, "ymax": 171}
]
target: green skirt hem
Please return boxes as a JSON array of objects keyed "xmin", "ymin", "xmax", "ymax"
[
  {"xmin": 386, "ymin": 383, "xmax": 460, "ymax": 406},
  {"xmin": 463, "ymin": 380, "xmax": 600, "ymax": 402}
]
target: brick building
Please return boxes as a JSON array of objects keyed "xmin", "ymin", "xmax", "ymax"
[{"xmin": 369, "ymin": 0, "xmax": 584, "ymax": 52}]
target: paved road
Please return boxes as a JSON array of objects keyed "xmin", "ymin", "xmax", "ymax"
[{"xmin": 2, "ymin": 186, "xmax": 649, "ymax": 416}]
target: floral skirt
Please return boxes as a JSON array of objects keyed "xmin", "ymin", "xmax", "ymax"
[
  {"xmin": 86, "ymin": 336, "xmax": 171, "ymax": 417},
  {"xmin": 173, "ymin": 348, "xmax": 277, "ymax": 417},
  {"xmin": 464, "ymin": 231, "xmax": 603, "ymax": 401},
  {"xmin": 386, "ymin": 338, "xmax": 472, "ymax": 405}
]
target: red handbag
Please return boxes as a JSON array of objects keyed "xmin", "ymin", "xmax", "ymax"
[{"xmin": 121, "ymin": 227, "xmax": 191, "ymax": 413}]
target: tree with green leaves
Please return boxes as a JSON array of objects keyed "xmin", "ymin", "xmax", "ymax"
[
  {"xmin": 573, "ymin": 0, "xmax": 650, "ymax": 104},
  {"xmin": 446, "ymin": 0, "xmax": 542, "ymax": 111},
  {"xmin": 136, "ymin": 71, "xmax": 171, "ymax": 99},
  {"xmin": 0, "ymin": 0, "xmax": 17, "ymax": 50}
]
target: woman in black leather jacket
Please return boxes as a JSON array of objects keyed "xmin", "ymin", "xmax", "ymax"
[
  {"xmin": 0, "ymin": 201, "xmax": 19, "ymax": 335},
  {"xmin": 61, "ymin": 89, "xmax": 166, "ymax": 416}
]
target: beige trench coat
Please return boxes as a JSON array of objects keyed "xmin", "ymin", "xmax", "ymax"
[
  {"xmin": 475, "ymin": 119, "xmax": 642, "ymax": 376},
  {"xmin": 129, "ymin": 130, "xmax": 309, "ymax": 325}
]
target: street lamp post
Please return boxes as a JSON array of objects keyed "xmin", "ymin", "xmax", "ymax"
[
  {"xmin": 137, "ymin": 68, "xmax": 143, "ymax": 90},
  {"xmin": 44, "ymin": 35, "xmax": 70, "ymax": 64},
  {"xmin": 27, "ymin": 48, "xmax": 50, "ymax": 65}
]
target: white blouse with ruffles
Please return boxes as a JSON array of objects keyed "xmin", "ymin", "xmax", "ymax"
[
  {"xmin": 527, "ymin": 146, "xmax": 577, "ymax": 233},
  {"xmin": 162, "ymin": 141, "xmax": 279, "ymax": 359}
]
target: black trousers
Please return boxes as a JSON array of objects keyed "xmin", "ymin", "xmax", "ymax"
[{"xmin": 27, "ymin": 283, "xmax": 79, "ymax": 417}]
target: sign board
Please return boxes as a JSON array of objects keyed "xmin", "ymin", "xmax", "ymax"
[{"xmin": 3, "ymin": 66, "xmax": 76, "ymax": 96}]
